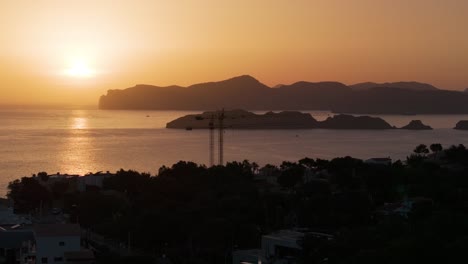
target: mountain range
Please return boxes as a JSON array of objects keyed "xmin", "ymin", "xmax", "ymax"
[{"xmin": 99, "ymin": 75, "xmax": 468, "ymax": 114}]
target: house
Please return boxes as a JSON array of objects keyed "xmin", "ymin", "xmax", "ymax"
[
  {"xmin": 0, "ymin": 205, "xmax": 32, "ymax": 226},
  {"xmin": 34, "ymin": 224, "xmax": 92, "ymax": 264},
  {"xmin": 1, "ymin": 215, "xmax": 94, "ymax": 264},
  {"xmin": 63, "ymin": 250, "xmax": 95, "ymax": 264},
  {"xmin": 233, "ymin": 229, "xmax": 334, "ymax": 264},
  {"xmin": 375, "ymin": 197, "xmax": 433, "ymax": 219},
  {"xmin": 261, "ymin": 230, "xmax": 304, "ymax": 261},
  {"xmin": 77, "ymin": 172, "xmax": 113, "ymax": 192},
  {"xmin": 232, "ymin": 249, "xmax": 264, "ymax": 264},
  {"xmin": 0, "ymin": 230, "xmax": 35, "ymax": 264}
]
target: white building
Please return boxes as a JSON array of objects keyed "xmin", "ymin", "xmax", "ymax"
[
  {"xmin": 261, "ymin": 230, "xmax": 304, "ymax": 261},
  {"xmin": 34, "ymin": 224, "xmax": 82, "ymax": 264},
  {"xmin": 233, "ymin": 229, "xmax": 334, "ymax": 264},
  {"xmin": 77, "ymin": 172, "xmax": 113, "ymax": 192}
]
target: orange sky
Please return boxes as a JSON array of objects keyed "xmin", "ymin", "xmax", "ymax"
[{"xmin": 1, "ymin": 0, "xmax": 468, "ymax": 106}]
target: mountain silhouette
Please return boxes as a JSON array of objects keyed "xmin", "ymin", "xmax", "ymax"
[
  {"xmin": 350, "ymin": 82, "xmax": 439, "ymax": 91},
  {"xmin": 99, "ymin": 75, "xmax": 468, "ymax": 114}
]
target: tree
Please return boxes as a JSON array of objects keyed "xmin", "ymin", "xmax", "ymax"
[
  {"xmin": 315, "ymin": 159, "xmax": 330, "ymax": 170},
  {"xmin": 327, "ymin": 157, "xmax": 363, "ymax": 189},
  {"xmin": 444, "ymin": 144, "xmax": 468, "ymax": 165},
  {"xmin": 413, "ymin": 144, "xmax": 429, "ymax": 156},
  {"xmin": 299, "ymin": 157, "xmax": 316, "ymax": 169},
  {"xmin": 38, "ymin": 171, "xmax": 49, "ymax": 182},
  {"xmin": 51, "ymin": 180, "xmax": 70, "ymax": 199},
  {"xmin": 225, "ymin": 160, "xmax": 255, "ymax": 179},
  {"xmin": 103, "ymin": 169, "xmax": 151, "ymax": 196},
  {"xmin": 429, "ymin": 143, "xmax": 443, "ymax": 153},
  {"xmin": 7, "ymin": 177, "xmax": 51, "ymax": 213},
  {"xmin": 278, "ymin": 162, "xmax": 304, "ymax": 189},
  {"xmin": 251, "ymin": 162, "xmax": 259, "ymax": 175},
  {"xmin": 259, "ymin": 164, "xmax": 280, "ymax": 177}
]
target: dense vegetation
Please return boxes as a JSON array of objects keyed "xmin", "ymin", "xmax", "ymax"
[{"xmin": 7, "ymin": 144, "xmax": 468, "ymax": 263}]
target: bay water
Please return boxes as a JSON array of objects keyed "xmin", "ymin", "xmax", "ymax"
[{"xmin": 1, "ymin": 109, "xmax": 468, "ymax": 197}]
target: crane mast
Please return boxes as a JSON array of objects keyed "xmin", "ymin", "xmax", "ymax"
[
  {"xmin": 207, "ymin": 109, "xmax": 225, "ymax": 167},
  {"xmin": 218, "ymin": 109, "xmax": 225, "ymax": 166},
  {"xmin": 209, "ymin": 115, "xmax": 215, "ymax": 167}
]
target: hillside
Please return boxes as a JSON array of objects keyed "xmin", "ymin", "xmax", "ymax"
[
  {"xmin": 350, "ymin": 82, "xmax": 439, "ymax": 91},
  {"xmin": 99, "ymin": 75, "xmax": 468, "ymax": 114}
]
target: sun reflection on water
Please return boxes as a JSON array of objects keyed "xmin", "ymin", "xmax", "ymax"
[
  {"xmin": 58, "ymin": 130, "xmax": 96, "ymax": 176},
  {"xmin": 72, "ymin": 117, "xmax": 87, "ymax": 130},
  {"xmin": 58, "ymin": 112, "xmax": 94, "ymax": 175}
]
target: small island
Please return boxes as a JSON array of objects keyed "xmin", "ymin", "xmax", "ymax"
[
  {"xmin": 166, "ymin": 110, "xmax": 395, "ymax": 130},
  {"xmin": 454, "ymin": 120, "xmax": 468, "ymax": 130},
  {"xmin": 400, "ymin": 120, "xmax": 433, "ymax": 130},
  {"xmin": 318, "ymin": 114, "xmax": 393, "ymax": 129}
]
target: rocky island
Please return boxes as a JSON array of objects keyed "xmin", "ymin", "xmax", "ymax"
[
  {"xmin": 317, "ymin": 114, "xmax": 393, "ymax": 129},
  {"xmin": 166, "ymin": 110, "xmax": 395, "ymax": 130},
  {"xmin": 400, "ymin": 120, "xmax": 433, "ymax": 130},
  {"xmin": 454, "ymin": 120, "xmax": 468, "ymax": 130}
]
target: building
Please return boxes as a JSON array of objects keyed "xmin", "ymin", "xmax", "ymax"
[
  {"xmin": 232, "ymin": 249, "xmax": 264, "ymax": 264},
  {"xmin": 233, "ymin": 229, "xmax": 334, "ymax": 264},
  {"xmin": 365, "ymin": 158, "xmax": 392, "ymax": 166},
  {"xmin": 34, "ymin": 224, "xmax": 93, "ymax": 264},
  {"xmin": 63, "ymin": 250, "xmax": 95, "ymax": 264},
  {"xmin": 261, "ymin": 230, "xmax": 304, "ymax": 262},
  {"xmin": 0, "ymin": 206, "xmax": 32, "ymax": 226},
  {"xmin": 0, "ymin": 230, "xmax": 35, "ymax": 264},
  {"xmin": 77, "ymin": 172, "xmax": 113, "ymax": 192}
]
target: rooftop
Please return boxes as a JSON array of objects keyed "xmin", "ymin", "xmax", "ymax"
[
  {"xmin": 0, "ymin": 206, "xmax": 32, "ymax": 225},
  {"xmin": 0, "ymin": 231, "xmax": 34, "ymax": 248},
  {"xmin": 34, "ymin": 223, "xmax": 81, "ymax": 237},
  {"xmin": 263, "ymin": 229, "xmax": 335, "ymax": 242},
  {"xmin": 263, "ymin": 230, "xmax": 305, "ymax": 243},
  {"xmin": 64, "ymin": 250, "xmax": 95, "ymax": 260}
]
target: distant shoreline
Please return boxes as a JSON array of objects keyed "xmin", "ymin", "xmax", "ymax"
[
  {"xmin": 0, "ymin": 104, "xmax": 98, "ymax": 110},
  {"xmin": 3, "ymin": 106, "xmax": 468, "ymax": 116},
  {"xmin": 166, "ymin": 110, "xmax": 440, "ymax": 130},
  {"xmin": 98, "ymin": 75, "xmax": 468, "ymax": 114}
]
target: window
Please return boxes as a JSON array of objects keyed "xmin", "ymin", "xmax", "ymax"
[
  {"xmin": 59, "ymin": 241, "xmax": 65, "ymax": 246},
  {"xmin": 54, "ymin": 257, "xmax": 63, "ymax": 262},
  {"xmin": 41, "ymin": 257, "xmax": 48, "ymax": 263}
]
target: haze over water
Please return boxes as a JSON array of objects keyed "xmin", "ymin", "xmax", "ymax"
[{"xmin": 1, "ymin": 109, "xmax": 468, "ymax": 196}]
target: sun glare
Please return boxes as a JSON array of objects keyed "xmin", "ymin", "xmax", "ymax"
[{"xmin": 65, "ymin": 60, "xmax": 96, "ymax": 78}]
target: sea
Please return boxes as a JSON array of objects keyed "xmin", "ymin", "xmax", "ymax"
[{"xmin": 1, "ymin": 109, "xmax": 468, "ymax": 197}]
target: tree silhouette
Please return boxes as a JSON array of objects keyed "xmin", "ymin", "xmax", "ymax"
[
  {"xmin": 278, "ymin": 162, "xmax": 304, "ymax": 188},
  {"xmin": 7, "ymin": 177, "xmax": 51, "ymax": 213},
  {"xmin": 413, "ymin": 144, "xmax": 429, "ymax": 155},
  {"xmin": 429, "ymin": 143, "xmax": 443, "ymax": 153}
]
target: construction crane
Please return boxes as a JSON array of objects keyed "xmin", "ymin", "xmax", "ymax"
[
  {"xmin": 209, "ymin": 114, "xmax": 215, "ymax": 167},
  {"xmin": 218, "ymin": 109, "xmax": 225, "ymax": 166},
  {"xmin": 208, "ymin": 109, "xmax": 225, "ymax": 167}
]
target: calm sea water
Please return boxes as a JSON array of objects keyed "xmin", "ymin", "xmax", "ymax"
[{"xmin": 1, "ymin": 109, "xmax": 468, "ymax": 197}]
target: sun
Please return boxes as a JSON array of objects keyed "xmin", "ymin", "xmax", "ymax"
[{"xmin": 64, "ymin": 59, "xmax": 96, "ymax": 78}]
